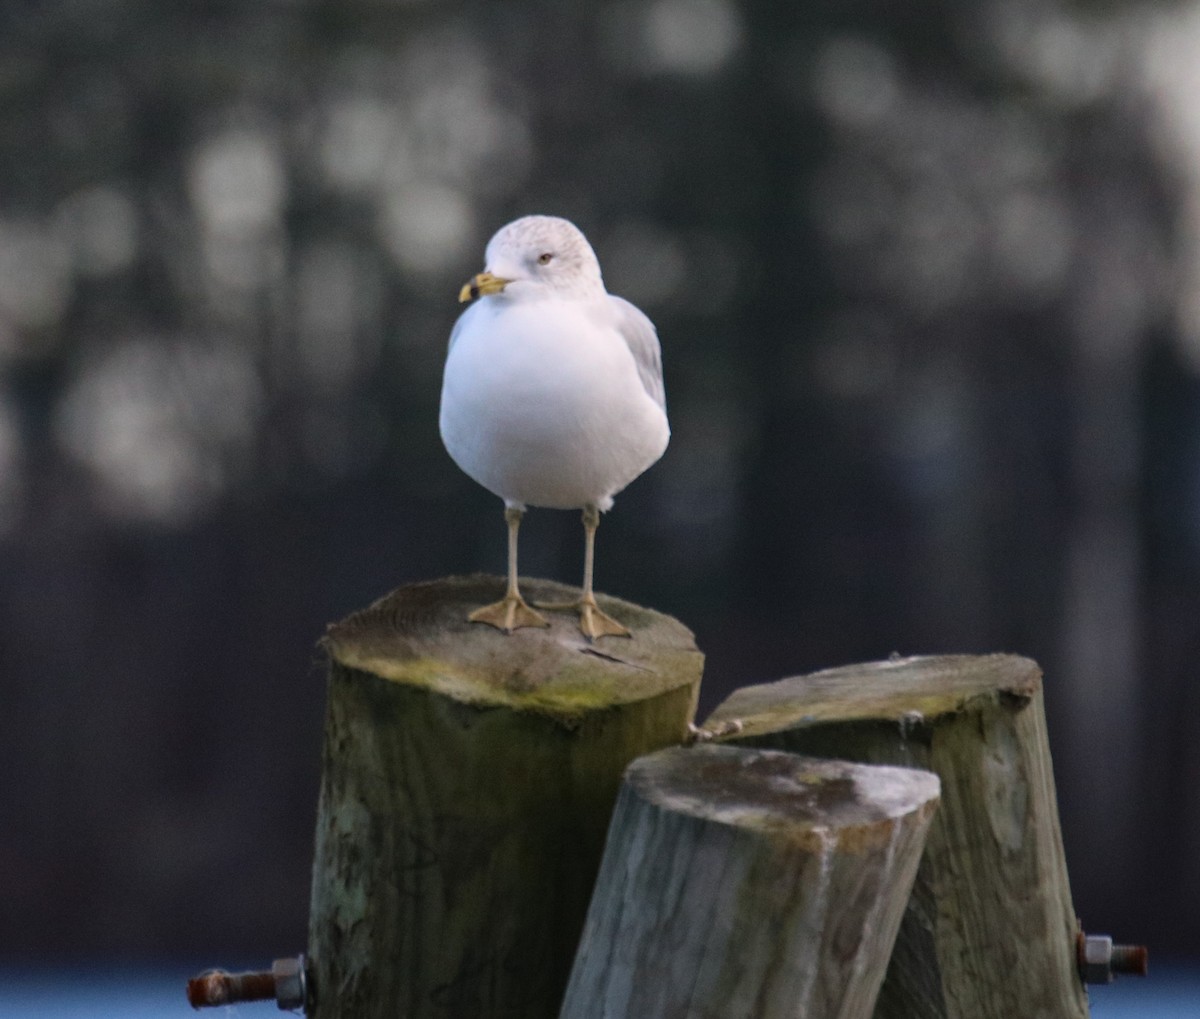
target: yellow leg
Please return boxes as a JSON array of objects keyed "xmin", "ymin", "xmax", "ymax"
[
  {"xmin": 576, "ymin": 505, "xmax": 631, "ymax": 640},
  {"xmin": 468, "ymin": 506, "xmax": 549, "ymax": 633}
]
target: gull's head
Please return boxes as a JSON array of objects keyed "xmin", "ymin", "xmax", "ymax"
[{"xmin": 459, "ymin": 215, "xmax": 604, "ymax": 303}]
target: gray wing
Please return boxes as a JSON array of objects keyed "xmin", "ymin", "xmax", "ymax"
[{"xmin": 610, "ymin": 295, "xmax": 666, "ymax": 412}]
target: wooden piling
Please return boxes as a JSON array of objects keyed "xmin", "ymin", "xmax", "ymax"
[
  {"xmin": 306, "ymin": 575, "xmax": 704, "ymax": 1019},
  {"xmin": 560, "ymin": 745, "xmax": 941, "ymax": 1019},
  {"xmin": 705, "ymin": 653, "xmax": 1089, "ymax": 1019}
]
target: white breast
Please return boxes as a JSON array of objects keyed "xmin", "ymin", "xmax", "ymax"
[{"xmin": 439, "ymin": 296, "xmax": 670, "ymax": 511}]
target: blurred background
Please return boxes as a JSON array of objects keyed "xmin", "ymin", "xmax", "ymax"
[{"xmin": 1, "ymin": 0, "xmax": 1198, "ymax": 1005}]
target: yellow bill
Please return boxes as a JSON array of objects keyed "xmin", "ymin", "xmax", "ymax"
[{"xmin": 458, "ymin": 272, "xmax": 511, "ymax": 303}]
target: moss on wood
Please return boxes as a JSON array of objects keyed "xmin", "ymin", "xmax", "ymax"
[{"xmin": 307, "ymin": 575, "xmax": 704, "ymax": 1019}]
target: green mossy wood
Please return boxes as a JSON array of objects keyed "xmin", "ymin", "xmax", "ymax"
[
  {"xmin": 560, "ymin": 745, "xmax": 941, "ymax": 1019},
  {"xmin": 306, "ymin": 575, "xmax": 704, "ymax": 1019},
  {"xmin": 705, "ymin": 654, "xmax": 1089, "ymax": 1019}
]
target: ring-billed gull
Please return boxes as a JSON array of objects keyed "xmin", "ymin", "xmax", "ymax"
[{"xmin": 440, "ymin": 215, "xmax": 670, "ymax": 639}]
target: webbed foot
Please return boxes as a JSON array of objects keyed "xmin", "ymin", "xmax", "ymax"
[{"xmin": 468, "ymin": 595, "xmax": 550, "ymax": 633}]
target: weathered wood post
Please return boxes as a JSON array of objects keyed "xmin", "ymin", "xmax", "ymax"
[
  {"xmin": 705, "ymin": 653, "xmax": 1088, "ymax": 1019},
  {"xmin": 307, "ymin": 575, "xmax": 704, "ymax": 1019},
  {"xmin": 560, "ymin": 745, "xmax": 941, "ymax": 1019}
]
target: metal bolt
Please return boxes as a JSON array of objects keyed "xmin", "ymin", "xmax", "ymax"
[
  {"xmin": 1077, "ymin": 932, "xmax": 1148, "ymax": 984},
  {"xmin": 272, "ymin": 955, "xmax": 307, "ymax": 1011},
  {"xmin": 187, "ymin": 954, "xmax": 308, "ymax": 1010}
]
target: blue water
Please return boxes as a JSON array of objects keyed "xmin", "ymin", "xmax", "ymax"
[
  {"xmin": 0, "ymin": 969, "xmax": 191, "ymax": 1018},
  {"xmin": 1088, "ymin": 964, "xmax": 1200, "ymax": 1018},
  {"xmin": 0, "ymin": 967, "xmax": 294, "ymax": 1018},
  {"xmin": 0, "ymin": 965, "xmax": 1194, "ymax": 1017}
]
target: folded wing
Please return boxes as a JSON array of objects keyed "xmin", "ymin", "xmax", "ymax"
[{"xmin": 610, "ymin": 295, "xmax": 666, "ymax": 412}]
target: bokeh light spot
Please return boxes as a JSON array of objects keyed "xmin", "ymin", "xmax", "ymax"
[
  {"xmin": 55, "ymin": 338, "xmax": 262, "ymax": 524},
  {"xmin": 640, "ymin": 0, "xmax": 743, "ymax": 76},
  {"xmin": 813, "ymin": 36, "xmax": 900, "ymax": 129},
  {"xmin": 189, "ymin": 130, "xmax": 286, "ymax": 236},
  {"xmin": 380, "ymin": 181, "xmax": 474, "ymax": 276}
]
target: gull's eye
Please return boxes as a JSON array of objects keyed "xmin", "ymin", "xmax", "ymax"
[{"xmin": 537, "ymin": 252, "xmax": 553, "ymax": 265}]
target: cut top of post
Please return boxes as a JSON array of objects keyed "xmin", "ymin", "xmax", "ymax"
[
  {"xmin": 705, "ymin": 654, "xmax": 1041, "ymax": 739},
  {"xmin": 323, "ymin": 575, "xmax": 703, "ymax": 724},
  {"xmin": 629, "ymin": 745, "xmax": 941, "ymax": 850}
]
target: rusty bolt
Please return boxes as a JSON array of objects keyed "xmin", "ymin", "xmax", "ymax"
[
  {"xmin": 1077, "ymin": 932, "xmax": 1148, "ymax": 984},
  {"xmin": 187, "ymin": 954, "xmax": 307, "ymax": 1010}
]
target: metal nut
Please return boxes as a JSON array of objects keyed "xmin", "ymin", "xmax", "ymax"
[
  {"xmin": 1077, "ymin": 932, "xmax": 1148, "ymax": 984},
  {"xmin": 1080, "ymin": 934, "xmax": 1116, "ymax": 984},
  {"xmin": 272, "ymin": 955, "xmax": 307, "ymax": 1010}
]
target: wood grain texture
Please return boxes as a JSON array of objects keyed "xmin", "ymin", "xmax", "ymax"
[
  {"xmin": 561, "ymin": 745, "xmax": 939, "ymax": 1019},
  {"xmin": 706, "ymin": 654, "xmax": 1088, "ymax": 1019},
  {"xmin": 307, "ymin": 575, "xmax": 704, "ymax": 1019}
]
